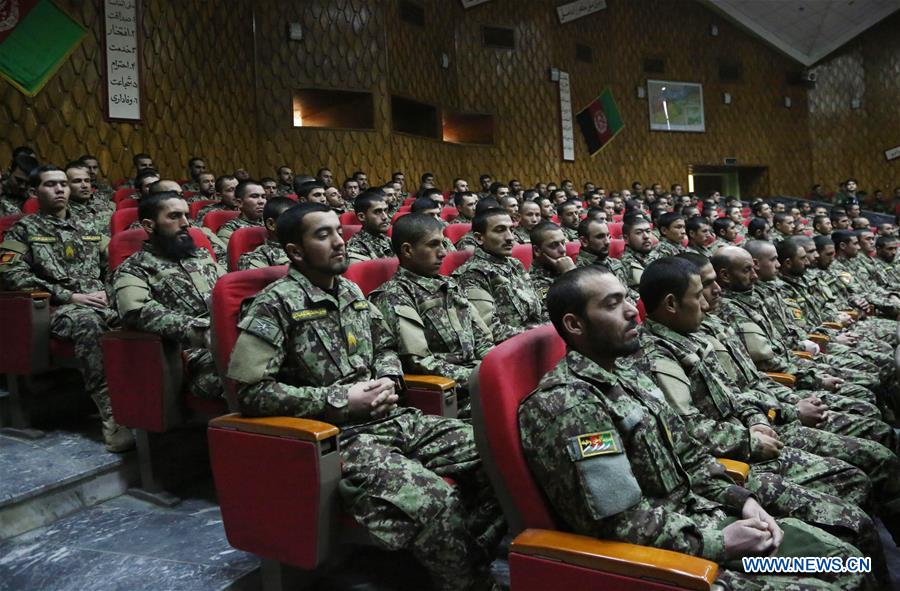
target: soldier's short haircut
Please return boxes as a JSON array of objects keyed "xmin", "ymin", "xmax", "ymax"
[
  {"xmin": 259, "ymin": 176, "xmax": 276, "ymax": 184},
  {"xmin": 578, "ymin": 216, "xmax": 606, "ymax": 238},
  {"xmin": 475, "ymin": 198, "xmax": 500, "ymax": 216},
  {"xmin": 488, "ymin": 181, "xmax": 507, "ymax": 195},
  {"xmin": 775, "ymin": 237, "xmax": 800, "ymax": 263},
  {"xmin": 583, "ymin": 207, "xmax": 606, "ymax": 222},
  {"xmin": 622, "ymin": 212, "xmax": 649, "ymax": 235},
  {"xmin": 421, "ymin": 172, "xmax": 434, "ymax": 183},
  {"xmin": 132, "ymin": 153, "xmax": 151, "ymax": 166},
  {"xmin": 813, "ymin": 234, "xmax": 832, "ymax": 252},
  {"xmin": 410, "ymin": 197, "xmax": 439, "ymax": 214},
  {"xmin": 277, "ymin": 165, "xmax": 291, "ymax": 174},
  {"xmin": 743, "ymin": 239, "xmax": 773, "ymax": 260},
  {"xmin": 685, "ymin": 216, "xmax": 708, "ymax": 234},
  {"xmin": 639, "ymin": 257, "xmax": 700, "ymax": 314},
  {"xmin": 812, "ymin": 214, "xmax": 829, "ymax": 228},
  {"xmin": 292, "ymin": 175, "xmax": 316, "ymax": 192},
  {"xmin": 851, "ymin": 217, "xmax": 869, "ymax": 229},
  {"xmin": 65, "ymin": 160, "xmax": 88, "ymax": 172},
  {"xmin": 316, "ymin": 167, "xmax": 331, "ymax": 177},
  {"xmin": 390, "ymin": 213, "xmax": 443, "ymax": 255},
  {"xmin": 751, "ymin": 201, "xmax": 769, "ymax": 216},
  {"xmin": 712, "ymin": 217, "xmax": 733, "ymax": 237},
  {"xmin": 138, "ymin": 191, "xmax": 183, "ymax": 222},
  {"xmin": 479, "ymin": 174, "xmax": 491, "ymax": 183},
  {"xmin": 675, "ymin": 251, "xmax": 709, "ymax": 269},
  {"xmin": 148, "ymin": 179, "xmax": 180, "ymax": 194},
  {"xmin": 547, "ymin": 265, "xmax": 612, "ymax": 343},
  {"xmin": 235, "ymin": 179, "xmax": 262, "ymax": 199},
  {"xmin": 419, "ymin": 187, "xmax": 442, "ymax": 201},
  {"xmin": 794, "ymin": 234, "xmax": 815, "ymax": 249},
  {"xmin": 829, "ymin": 207, "xmax": 847, "ymax": 220},
  {"xmin": 188, "ymin": 156, "xmax": 204, "ymax": 167},
  {"xmin": 352, "ymin": 170, "xmax": 366, "ymax": 179},
  {"xmin": 453, "ymin": 191, "xmax": 476, "ymax": 208},
  {"xmin": 657, "ymin": 212, "xmax": 683, "ymax": 229},
  {"xmin": 472, "ymin": 207, "xmax": 510, "ymax": 235},
  {"xmin": 522, "ymin": 189, "xmax": 540, "ymax": 202},
  {"xmin": 78, "ymin": 154, "xmax": 98, "ymax": 163},
  {"xmin": 215, "ymin": 174, "xmax": 237, "ymax": 193},
  {"xmin": 263, "ymin": 196, "xmax": 295, "ymax": 221},
  {"xmin": 530, "ymin": 221, "xmax": 562, "ymax": 247},
  {"xmin": 773, "ymin": 212, "xmax": 791, "ymax": 226},
  {"xmin": 876, "ymin": 235, "xmax": 898, "ymax": 249},
  {"xmin": 831, "ymin": 230, "xmax": 857, "ymax": 249},
  {"xmin": 557, "ymin": 200, "xmax": 578, "ymax": 214},
  {"xmin": 28, "ymin": 164, "xmax": 62, "ymax": 188},
  {"xmin": 135, "ymin": 168, "xmax": 160, "ymax": 187},
  {"xmin": 296, "ymin": 180, "xmax": 325, "ymax": 199},
  {"xmin": 354, "ymin": 189, "xmax": 387, "ymax": 214},
  {"xmin": 276, "ymin": 202, "xmax": 330, "ymax": 245},
  {"xmin": 747, "ymin": 217, "xmax": 768, "ymax": 238}
]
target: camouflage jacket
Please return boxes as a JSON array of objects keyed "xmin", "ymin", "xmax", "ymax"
[
  {"xmin": 455, "ymin": 231, "xmax": 479, "ymax": 251},
  {"xmin": 237, "ymin": 239, "xmax": 288, "ymax": 271},
  {"xmin": 227, "ymin": 266, "xmax": 403, "ymax": 424},
  {"xmin": 527, "ymin": 263, "xmax": 556, "ymax": 320},
  {"xmin": 511, "ymin": 226, "xmax": 531, "ymax": 244},
  {"xmin": 181, "ymin": 181, "xmax": 200, "ymax": 193},
  {"xmin": 648, "ymin": 239, "xmax": 686, "ymax": 262},
  {"xmin": 871, "ymin": 256, "xmax": 900, "ymax": 288},
  {"xmin": 68, "ymin": 196, "xmax": 114, "ymax": 236},
  {"xmin": 196, "ymin": 201, "xmax": 237, "ymax": 226},
  {"xmin": 0, "ymin": 212, "xmax": 108, "ymax": 304},
  {"xmin": 709, "ymin": 238, "xmax": 734, "ymax": 253},
  {"xmin": 637, "ymin": 319, "xmax": 769, "ymax": 462},
  {"xmin": 450, "ymin": 214, "xmax": 473, "ymax": 225},
  {"xmin": 92, "ymin": 180, "xmax": 114, "ymax": 199},
  {"xmin": 617, "ymin": 246, "xmax": 652, "ymax": 291},
  {"xmin": 754, "ymin": 280, "xmax": 809, "ymax": 347},
  {"xmin": 686, "ymin": 243, "xmax": 714, "ymax": 258},
  {"xmin": 560, "ymin": 226, "xmax": 579, "ymax": 241},
  {"xmin": 345, "ymin": 229, "xmax": 393, "ymax": 264},
  {"xmin": 453, "ymin": 248, "xmax": 543, "ymax": 344},
  {"xmin": 217, "ymin": 215, "xmax": 262, "ymax": 243},
  {"xmin": 0, "ymin": 193, "xmax": 26, "ymax": 216},
  {"xmin": 777, "ymin": 272, "xmax": 830, "ymax": 332},
  {"xmin": 831, "ymin": 257, "xmax": 898, "ymax": 313},
  {"xmin": 369, "ymin": 266, "xmax": 492, "ymax": 386},
  {"xmin": 519, "ymin": 349, "xmax": 751, "ymax": 561},
  {"xmin": 573, "ymin": 249, "xmax": 629, "ymax": 288},
  {"xmin": 111, "ymin": 242, "xmax": 224, "ymax": 347}
]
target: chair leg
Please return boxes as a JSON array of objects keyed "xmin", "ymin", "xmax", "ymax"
[
  {"xmin": 126, "ymin": 428, "xmax": 180, "ymax": 507},
  {"xmin": 0, "ymin": 375, "xmax": 44, "ymax": 439}
]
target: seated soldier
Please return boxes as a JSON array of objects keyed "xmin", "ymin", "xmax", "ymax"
[
  {"xmin": 511, "ymin": 197, "xmax": 540, "ymax": 244},
  {"xmin": 195, "ymin": 175, "xmax": 238, "ymax": 225},
  {"xmin": 340, "ymin": 176, "xmax": 360, "ymax": 205},
  {"xmin": 574, "ymin": 218, "xmax": 629, "ymax": 285},
  {"xmin": 316, "ymin": 167, "xmax": 334, "ymax": 189},
  {"xmin": 259, "ymin": 177, "xmax": 278, "ymax": 198},
  {"xmin": 520, "ymin": 266, "xmax": 873, "ymax": 590},
  {"xmin": 453, "ymin": 207, "xmax": 543, "ymax": 344},
  {"xmin": 216, "ymin": 180, "xmax": 266, "ymax": 244},
  {"xmin": 772, "ymin": 212, "xmax": 796, "ymax": 242},
  {"xmin": 649, "ymin": 212, "xmax": 687, "ymax": 260},
  {"xmin": 187, "ymin": 172, "xmax": 216, "ymax": 203},
  {"xmin": 133, "ymin": 168, "xmax": 161, "ymax": 202},
  {"xmin": 498, "ymin": 195, "xmax": 520, "ymax": 229},
  {"xmin": 295, "ymin": 179, "xmax": 328, "ymax": 205},
  {"xmin": 345, "ymin": 189, "xmax": 393, "ymax": 264},
  {"xmin": 453, "ymin": 198, "xmax": 500, "ymax": 250},
  {"xmin": 181, "ymin": 157, "xmax": 207, "ymax": 192},
  {"xmin": 111, "ymin": 193, "xmax": 223, "ymax": 400},
  {"xmin": 556, "ymin": 200, "xmax": 580, "ymax": 241},
  {"xmin": 617, "ymin": 213, "xmax": 656, "ymax": 296},
  {"xmin": 227, "ymin": 203, "xmax": 503, "ymax": 590},
  {"xmin": 536, "ymin": 195, "xmax": 555, "ymax": 222},
  {"xmin": 275, "ymin": 165, "xmax": 293, "ymax": 196},
  {"xmin": 747, "ymin": 217, "xmax": 770, "ymax": 241},
  {"xmin": 451, "ymin": 191, "xmax": 477, "ymax": 225},
  {"xmin": 369, "ymin": 213, "xmax": 492, "ymax": 417},
  {"xmin": 873, "ymin": 234, "xmax": 900, "ymax": 286},
  {"xmin": 352, "ymin": 170, "xmax": 370, "ymax": 191},
  {"xmin": 324, "ymin": 185, "xmax": 346, "ymax": 214},
  {"xmin": 381, "ymin": 182, "xmax": 401, "ymax": 216},
  {"xmin": 410, "ymin": 197, "xmax": 457, "ymax": 253},
  {"xmin": 65, "ymin": 161, "xmax": 114, "ymax": 235},
  {"xmin": 236, "ymin": 197, "xmax": 293, "ymax": 270},
  {"xmin": 0, "ymin": 165, "xmax": 131, "ymax": 451},
  {"xmin": 527, "ymin": 221, "xmax": 575, "ymax": 310},
  {"xmin": 685, "ymin": 215, "xmax": 714, "ymax": 256},
  {"xmin": 119, "ymin": 153, "xmax": 154, "ymax": 188},
  {"xmin": 78, "ymin": 154, "xmax": 113, "ymax": 201},
  {"xmin": 711, "ymin": 217, "xmax": 739, "ymax": 251},
  {"xmin": 831, "ymin": 230, "xmax": 900, "ymax": 318}
]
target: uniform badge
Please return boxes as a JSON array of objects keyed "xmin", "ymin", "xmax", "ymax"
[
  {"xmin": 64, "ymin": 243, "xmax": 76, "ymax": 260},
  {"xmin": 352, "ymin": 301, "xmax": 369, "ymax": 310},
  {"xmin": 346, "ymin": 332, "xmax": 358, "ymax": 350},
  {"xmin": 292, "ymin": 308, "xmax": 327, "ymax": 321},
  {"xmin": 574, "ymin": 431, "xmax": 619, "ymax": 459},
  {"xmin": 0, "ymin": 251, "xmax": 17, "ymax": 265},
  {"xmin": 791, "ymin": 308, "xmax": 803, "ymax": 319}
]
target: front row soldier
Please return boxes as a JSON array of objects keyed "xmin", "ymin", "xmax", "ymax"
[
  {"xmin": 226, "ymin": 204, "xmax": 503, "ymax": 591},
  {"xmin": 236, "ymin": 196, "xmax": 293, "ymax": 271},
  {"xmin": 111, "ymin": 193, "xmax": 224, "ymax": 400},
  {"xmin": 519, "ymin": 266, "xmax": 875, "ymax": 590},
  {"xmin": 0, "ymin": 165, "xmax": 133, "ymax": 452}
]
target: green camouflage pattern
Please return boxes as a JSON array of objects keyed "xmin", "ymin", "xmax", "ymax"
[
  {"xmin": 216, "ymin": 215, "xmax": 262, "ymax": 244},
  {"xmin": 345, "ymin": 229, "xmax": 393, "ymax": 264},
  {"xmin": 236, "ymin": 239, "xmax": 288, "ymax": 271}
]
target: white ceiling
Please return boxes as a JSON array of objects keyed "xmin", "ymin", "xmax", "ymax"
[{"xmin": 700, "ymin": 0, "xmax": 900, "ymax": 66}]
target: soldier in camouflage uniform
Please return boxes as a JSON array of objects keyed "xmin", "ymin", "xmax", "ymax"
[
  {"xmin": 511, "ymin": 199, "xmax": 540, "ymax": 244},
  {"xmin": 274, "ymin": 165, "xmax": 293, "ymax": 197},
  {"xmin": 195, "ymin": 175, "xmax": 239, "ymax": 226},
  {"xmin": 831, "ymin": 230, "xmax": 900, "ymax": 318},
  {"xmin": 450, "ymin": 191, "xmax": 477, "ymax": 226},
  {"xmin": 873, "ymin": 234, "xmax": 900, "ymax": 286},
  {"xmin": 574, "ymin": 218, "xmax": 630, "ymax": 292},
  {"xmin": 345, "ymin": 190, "xmax": 393, "ymax": 264},
  {"xmin": 111, "ymin": 193, "xmax": 223, "ymax": 399},
  {"xmin": 187, "ymin": 172, "xmax": 217, "ymax": 204},
  {"xmin": 369, "ymin": 214, "xmax": 492, "ymax": 418},
  {"xmin": 180, "ymin": 157, "xmax": 207, "ymax": 193},
  {"xmin": 649, "ymin": 212, "xmax": 688, "ymax": 261},
  {"xmin": 0, "ymin": 153, "xmax": 35, "ymax": 216},
  {"xmin": 216, "ymin": 181, "xmax": 266, "ymax": 244},
  {"xmin": 685, "ymin": 215, "xmax": 715, "ymax": 257},
  {"xmin": 520, "ymin": 266, "xmax": 873, "ymax": 590},
  {"xmin": 409, "ymin": 197, "xmax": 457, "ymax": 253},
  {"xmin": 227, "ymin": 204, "xmax": 503, "ymax": 591},
  {"xmin": 618, "ymin": 214, "xmax": 656, "ymax": 297},
  {"xmin": 453, "ymin": 208, "xmax": 543, "ymax": 344},
  {"xmin": 0, "ymin": 166, "xmax": 132, "ymax": 452},
  {"xmin": 711, "ymin": 217, "xmax": 739, "ymax": 252},
  {"xmin": 65, "ymin": 162, "xmax": 114, "ymax": 235},
  {"xmin": 236, "ymin": 197, "xmax": 293, "ymax": 271},
  {"xmin": 527, "ymin": 221, "xmax": 575, "ymax": 317},
  {"xmin": 556, "ymin": 200, "xmax": 580, "ymax": 241},
  {"xmin": 78, "ymin": 154, "xmax": 114, "ymax": 202}
]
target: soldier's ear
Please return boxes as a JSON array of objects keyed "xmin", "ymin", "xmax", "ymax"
[
  {"xmin": 662, "ymin": 293, "xmax": 678, "ymax": 314},
  {"xmin": 140, "ymin": 218, "xmax": 155, "ymax": 235},
  {"xmin": 284, "ymin": 242, "xmax": 303, "ymax": 265},
  {"xmin": 474, "ymin": 232, "xmax": 484, "ymax": 245},
  {"xmin": 562, "ymin": 312, "xmax": 584, "ymax": 338},
  {"xmin": 399, "ymin": 242, "xmax": 414, "ymax": 260}
]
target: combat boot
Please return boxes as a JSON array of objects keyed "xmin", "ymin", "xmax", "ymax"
[{"xmin": 102, "ymin": 418, "xmax": 134, "ymax": 453}]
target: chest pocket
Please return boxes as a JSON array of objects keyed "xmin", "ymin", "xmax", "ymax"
[
  {"xmin": 707, "ymin": 336, "xmax": 740, "ymax": 384},
  {"xmin": 619, "ymin": 410, "xmax": 683, "ymax": 497},
  {"xmin": 287, "ymin": 307, "xmax": 351, "ymax": 382},
  {"xmin": 420, "ymin": 295, "xmax": 475, "ymax": 357}
]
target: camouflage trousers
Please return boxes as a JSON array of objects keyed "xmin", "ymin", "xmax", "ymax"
[
  {"xmin": 850, "ymin": 317, "xmax": 897, "ymax": 346},
  {"xmin": 715, "ymin": 518, "xmax": 872, "ymax": 590},
  {"xmin": 50, "ymin": 303, "xmax": 117, "ymax": 418},
  {"xmin": 338, "ymin": 408, "xmax": 505, "ymax": 591},
  {"xmin": 185, "ymin": 348, "xmax": 222, "ymax": 400}
]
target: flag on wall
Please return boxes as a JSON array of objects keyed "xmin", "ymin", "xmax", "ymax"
[
  {"xmin": 576, "ymin": 88, "xmax": 624, "ymax": 156},
  {"xmin": 0, "ymin": 0, "xmax": 86, "ymax": 96}
]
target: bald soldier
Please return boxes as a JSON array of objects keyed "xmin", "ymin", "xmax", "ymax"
[
  {"xmin": 227, "ymin": 203, "xmax": 503, "ymax": 591},
  {"xmin": 519, "ymin": 265, "xmax": 873, "ymax": 590}
]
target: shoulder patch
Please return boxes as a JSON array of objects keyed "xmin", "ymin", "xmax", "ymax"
[
  {"xmin": 0, "ymin": 251, "xmax": 19, "ymax": 265},
  {"xmin": 568, "ymin": 431, "xmax": 621, "ymax": 461},
  {"xmin": 292, "ymin": 308, "xmax": 327, "ymax": 321}
]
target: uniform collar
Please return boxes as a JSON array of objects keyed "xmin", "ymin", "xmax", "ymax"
[
  {"xmin": 642, "ymin": 318, "xmax": 701, "ymax": 353},
  {"xmin": 565, "ymin": 348, "xmax": 621, "ymax": 388},
  {"xmin": 288, "ymin": 265, "xmax": 358, "ymax": 306},
  {"xmin": 474, "ymin": 246, "xmax": 513, "ymax": 266},
  {"xmin": 395, "ymin": 265, "xmax": 449, "ymax": 294}
]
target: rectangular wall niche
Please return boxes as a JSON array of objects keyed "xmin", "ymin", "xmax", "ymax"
[
  {"xmin": 443, "ymin": 111, "xmax": 494, "ymax": 145},
  {"xmin": 391, "ymin": 96, "xmax": 441, "ymax": 139},
  {"xmin": 292, "ymin": 89, "xmax": 375, "ymax": 130}
]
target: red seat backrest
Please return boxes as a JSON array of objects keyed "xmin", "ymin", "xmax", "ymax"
[
  {"xmin": 612, "ymin": 214, "xmax": 623, "ymax": 222},
  {"xmin": 108, "ymin": 227, "xmax": 216, "ymax": 271},
  {"xmin": 472, "ymin": 324, "xmax": 566, "ymax": 532},
  {"xmin": 565, "ymin": 241, "xmax": 581, "ymax": 258},
  {"xmin": 402, "ymin": 197, "xmax": 415, "ymax": 206},
  {"xmin": 339, "ymin": 211, "xmax": 359, "ymax": 225},
  {"xmin": 511, "ymin": 244, "xmax": 533, "ymax": 270},
  {"xmin": 391, "ymin": 210, "xmax": 410, "ymax": 224},
  {"xmin": 342, "ymin": 224, "xmax": 363, "ymax": 241},
  {"xmin": 189, "ymin": 199, "xmax": 217, "ymax": 219},
  {"xmin": 342, "ymin": 257, "xmax": 399, "ymax": 297},
  {"xmin": 636, "ymin": 298, "xmax": 646, "ymax": 323},
  {"xmin": 397, "ymin": 205, "xmax": 411, "ymax": 214},
  {"xmin": 183, "ymin": 191, "xmax": 194, "ymax": 200},
  {"xmin": 204, "ymin": 210, "xmax": 240, "ymax": 234},
  {"xmin": 112, "ymin": 178, "xmax": 129, "ymax": 189},
  {"xmin": 227, "ymin": 226, "xmax": 268, "ymax": 271},
  {"xmin": 22, "ymin": 198, "xmax": 39, "ymax": 215},
  {"xmin": 439, "ymin": 249, "xmax": 473, "ymax": 275},
  {"xmin": 116, "ymin": 198, "xmax": 139, "ymax": 210},
  {"xmin": 285, "ymin": 193, "xmax": 298, "ymax": 201},
  {"xmin": 0, "ymin": 214, "xmax": 22, "ymax": 241},
  {"xmin": 609, "ymin": 238, "xmax": 625, "ymax": 259},
  {"xmin": 113, "ymin": 187, "xmax": 136, "ymax": 203},
  {"xmin": 110, "ymin": 208, "xmax": 139, "ymax": 236},
  {"xmin": 443, "ymin": 223, "xmax": 471, "ymax": 245},
  {"xmin": 440, "ymin": 207, "xmax": 459, "ymax": 222},
  {"xmin": 608, "ymin": 222, "xmax": 623, "ymax": 239}
]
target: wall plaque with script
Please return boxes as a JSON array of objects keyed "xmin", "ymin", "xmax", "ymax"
[
  {"xmin": 557, "ymin": 0, "xmax": 606, "ymax": 24},
  {"xmin": 559, "ymin": 72, "xmax": 575, "ymax": 161},
  {"xmin": 104, "ymin": 0, "xmax": 142, "ymax": 121}
]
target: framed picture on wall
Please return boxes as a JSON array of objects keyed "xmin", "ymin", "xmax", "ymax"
[{"xmin": 647, "ymin": 80, "xmax": 705, "ymax": 132}]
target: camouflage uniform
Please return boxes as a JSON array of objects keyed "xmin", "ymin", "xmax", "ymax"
[
  {"xmin": 574, "ymin": 249, "xmax": 629, "ymax": 290},
  {"xmin": 195, "ymin": 201, "xmax": 237, "ymax": 226},
  {"xmin": 527, "ymin": 263, "xmax": 557, "ymax": 319},
  {"xmin": 274, "ymin": 183, "xmax": 292, "ymax": 197},
  {"xmin": 808, "ymin": 265, "xmax": 898, "ymax": 345},
  {"xmin": 111, "ymin": 241, "xmax": 225, "ymax": 399},
  {"xmin": 181, "ymin": 181, "xmax": 200, "ymax": 193},
  {"xmin": 617, "ymin": 245, "xmax": 653, "ymax": 295},
  {"xmin": 0, "ymin": 192, "xmax": 26, "ymax": 216},
  {"xmin": 519, "ymin": 349, "xmax": 871, "ymax": 590},
  {"xmin": 216, "ymin": 215, "xmax": 262, "ymax": 244},
  {"xmin": 511, "ymin": 226, "xmax": 530, "ymax": 244},
  {"xmin": 236, "ymin": 239, "xmax": 288, "ymax": 271},
  {"xmin": 832, "ymin": 255, "xmax": 900, "ymax": 317},
  {"xmin": 0, "ymin": 212, "xmax": 118, "ymax": 423},
  {"xmin": 687, "ymin": 243, "xmax": 714, "ymax": 257},
  {"xmin": 454, "ymin": 232, "xmax": 479, "ymax": 251},
  {"xmin": 345, "ymin": 229, "xmax": 393, "ymax": 264},
  {"xmin": 92, "ymin": 180, "xmax": 114, "ymax": 201},
  {"xmin": 450, "ymin": 215, "xmax": 473, "ymax": 226},
  {"xmin": 872, "ymin": 256, "xmax": 900, "ymax": 287},
  {"xmin": 453, "ymin": 248, "xmax": 543, "ymax": 344},
  {"xmin": 560, "ymin": 225, "xmax": 578, "ymax": 241},
  {"xmin": 710, "ymin": 237, "xmax": 735, "ymax": 252},
  {"xmin": 648, "ymin": 238, "xmax": 686, "ymax": 261},
  {"xmin": 369, "ymin": 266, "xmax": 492, "ymax": 416},
  {"xmin": 227, "ymin": 266, "xmax": 503, "ymax": 591},
  {"xmin": 68, "ymin": 195, "xmax": 115, "ymax": 236}
]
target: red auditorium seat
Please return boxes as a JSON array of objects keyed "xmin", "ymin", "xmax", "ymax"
[
  {"xmin": 339, "ymin": 211, "xmax": 359, "ymax": 225},
  {"xmin": 741, "ymin": 218, "xmax": 751, "ymax": 227},
  {"xmin": 439, "ymin": 249, "xmax": 473, "ymax": 275},
  {"xmin": 189, "ymin": 199, "xmax": 217, "ymax": 219},
  {"xmin": 112, "ymin": 178, "xmax": 129, "ymax": 189},
  {"xmin": 183, "ymin": 191, "xmax": 194, "ymax": 200},
  {"xmin": 285, "ymin": 193, "xmax": 298, "ymax": 201},
  {"xmin": 116, "ymin": 198, "xmax": 139, "ymax": 210},
  {"xmin": 608, "ymin": 222, "xmax": 623, "ymax": 239},
  {"xmin": 203, "ymin": 209, "xmax": 239, "ymax": 234},
  {"xmin": 113, "ymin": 187, "xmax": 136, "ymax": 202},
  {"xmin": 0, "ymin": 214, "xmax": 22, "ymax": 240},
  {"xmin": 21, "ymin": 198, "xmax": 39, "ymax": 214},
  {"xmin": 342, "ymin": 224, "xmax": 362, "ymax": 241},
  {"xmin": 110, "ymin": 209, "xmax": 139, "ymax": 236},
  {"xmin": 402, "ymin": 197, "xmax": 415, "ymax": 206},
  {"xmin": 227, "ymin": 226, "xmax": 267, "ymax": 271},
  {"xmin": 391, "ymin": 210, "xmax": 410, "ymax": 224},
  {"xmin": 397, "ymin": 205, "xmax": 411, "ymax": 214},
  {"xmin": 609, "ymin": 238, "xmax": 625, "ymax": 259},
  {"xmin": 343, "ymin": 257, "xmax": 400, "ymax": 296},
  {"xmin": 440, "ymin": 207, "xmax": 459, "ymax": 222},
  {"xmin": 470, "ymin": 325, "xmax": 719, "ymax": 591},
  {"xmin": 511, "ymin": 244, "xmax": 533, "ymax": 270},
  {"xmin": 565, "ymin": 241, "xmax": 581, "ymax": 258},
  {"xmin": 443, "ymin": 223, "xmax": 471, "ymax": 245},
  {"xmin": 101, "ymin": 227, "xmax": 221, "ymax": 504},
  {"xmin": 612, "ymin": 214, "xmax": 623, "ymax": 222}
]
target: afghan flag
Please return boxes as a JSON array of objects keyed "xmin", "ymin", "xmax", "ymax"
[
  {"xmin": 576, "ymin": 88, "xmax": 624, "ymax": 157},
  {"xmin": 0, "ymin": 0, "xmax": 86, "ymax": 96}
]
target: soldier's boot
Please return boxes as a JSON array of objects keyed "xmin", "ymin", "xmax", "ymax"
[
  {"xmin": 410, "ymin": 504, "xmax": 480, "ymax": 591},
  {"xmin": 93, "ymin": 389, "xmax": 134, "ymax": 453}
]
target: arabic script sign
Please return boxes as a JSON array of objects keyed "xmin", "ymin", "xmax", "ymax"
[
  {"xmin": 104, "ymin": 0, "xmax": 140, "ymax": 120},
  {"xmin": 557, "ymin": 0, "xmax": 606, "ymax": 24}
]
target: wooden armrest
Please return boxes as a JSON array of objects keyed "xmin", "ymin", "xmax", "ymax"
[
  {"xmin": 0, "ymin": 290, "xmax": 50, "ymax": 300},
  {"xmin": 765, "ymin": 372, "xmax": 796, "ymax": 387},
  {"xmin": 716, "ymin": 458, "xmax": 750, "ymax": 486},
  {"xmin": 840, "ymin": 310, "xmax": 859, "ymax": 319},
  {"xmin": 209, "ymin": 413, "xmax": 339, "ymax": 441},
  {"xmin": 511, "ymin": 529, "xmax": 717, "ymax": 591},
  {"xmin": 807, "ymin": 333, "xmax": 829, "ymax": 345},
  {"xmin": 792, "ymin": 351, "xmax": 812, "ymax": 360},
  {"xmin": 404, "ymin": 374, "xmax": 456, "ymax": 391},
  {"xmin": 821, "ymin": 322, "xmax": 843, "ymax": 330}
]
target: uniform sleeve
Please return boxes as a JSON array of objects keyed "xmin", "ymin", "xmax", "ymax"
[
  {"xmin": 0, "ymin": 226, "xmax": 74, "ymax": 304},
  {"xmin": 366, "ymin": 295, "xmax": 404, "ymax": 381},
  {"xmin": 458, "ymin": 268, "xmax": 507, "ymax": 343}
]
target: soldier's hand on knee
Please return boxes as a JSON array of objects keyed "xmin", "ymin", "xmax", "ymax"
[
  {"xmin": 797, "ymin": 398, "xmax": 828, "ymax": 427},
  {"xmin": 72, "ymin": 291, "xmax": 109, "ymax": 309},
  {"xmin": 741, "ymin": 498, "xmax": 784, "ymax": 551},
  {"xmin": 750, "ymin": 426, "xmax": 783, "ymax": 460},
  {"xmin": 818, "ymin": 375, "xmax": 844, "ymax": 391},
  {"xmin": 723, "ymin": 519, "xmax": 776, "ymax": 558}
]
